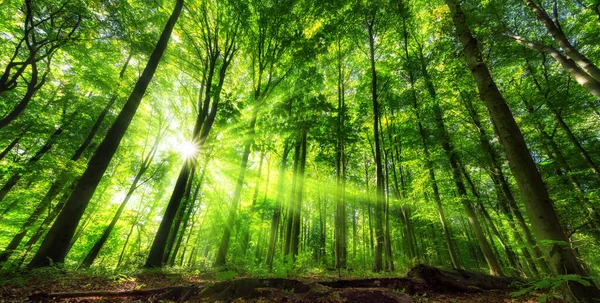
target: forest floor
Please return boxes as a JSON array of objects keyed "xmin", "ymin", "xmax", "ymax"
[{"xmin": 0, "ymin": 267, "xmax": 562, "ymax": 303}]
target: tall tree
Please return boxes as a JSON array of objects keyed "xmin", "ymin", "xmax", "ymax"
[{"xmin": 27, "ymin": 0, "xmax": 183, "ymax": 268}]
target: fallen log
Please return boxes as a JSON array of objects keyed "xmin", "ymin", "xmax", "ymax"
[
  {"xmin": 319, "ymin": 277, "xmax": 425, "ymax": 294},
  {"xmin": 29, "ymin": 285, "xmax": 200, "ymax": 302},
  {"xmin": 406, "ymin": 264, "xmax": 522, "ymax": 292},
  {"xmin": 320, "ymin": 264, "xmax": 521, "ymax": 294}
]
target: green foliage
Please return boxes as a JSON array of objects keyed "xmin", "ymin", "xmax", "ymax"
[
  {"xmin": 0, "ymin": 1, "xmax": 599, "ymax": 301},
  {"xmin": 511, "ymin": 275, "xmax": 592, "ymax": 302}
]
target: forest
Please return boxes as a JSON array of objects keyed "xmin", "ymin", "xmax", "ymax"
[{"xmin": 1, "ymin": 0, "xmax": 600, "ymax": 302}]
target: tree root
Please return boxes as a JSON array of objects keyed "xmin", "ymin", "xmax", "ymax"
[{"xmin": 29, "ymin": 285, "xmax": 201, "ymax": 302}]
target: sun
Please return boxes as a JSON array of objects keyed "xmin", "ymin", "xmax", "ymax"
[{"xmin": 179, "ymin": 140, "xmax": 199, "ymax": 159}]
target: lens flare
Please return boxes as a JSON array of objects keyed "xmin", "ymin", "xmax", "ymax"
[{"xmin": 179, "ymin": 140, "xmax": 199, "ymax": 159}]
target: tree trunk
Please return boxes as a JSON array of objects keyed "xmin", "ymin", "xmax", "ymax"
[
  {"xmin": 0, "ymin": 59, "xmax": 39, "ymax": 128},
  {"xmin": 291, "ymin": 131, "xmax": 307, "ymax": 258},
  {"xmin": 0, "ymin": 54, "xmax": 131, "ymax": 263},
  {"xmin": 0, "ymin": 129, "xmax": 26, "ymax": 162},
  {"xmin": 28, "ymin": 0, "xmax": 182, "ymax": 268},
  {"xmin": 335, "ymin": 34, "xmax": 347, "ymax": 270},
  {"xmin": 161, "ymin": 169, "xmax": 196, "ymax": 264},
  {"xmin": 284, "ymin": 142, "xmax": 300, "ymax": 260},
  {"xmin": 266, "ymin": 144, "xmax": 290, "ymax": 269},
  {"xmin": 444, "ymin": 0, "xmax": 600, "ymax": 300},
  {"xmin": 169, "ymin": 180, "xmax": 201, "ymax": 266},
  {"xmin": 366, "ymin": 19, "xmax": 384, "ymax": 273}
]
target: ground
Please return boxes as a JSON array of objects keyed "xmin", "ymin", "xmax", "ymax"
[{"xmin": 0, "ymin": 268, "xmax": 562, "ymax": 302}]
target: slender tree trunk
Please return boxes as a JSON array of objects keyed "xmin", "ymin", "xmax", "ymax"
[
  {"xmin": 444, "ymin": 0, "xmax": 600, "ymax": 299},
  {"xmin": 366, "ymin": 19, "xmax": 384, "ymax": 273},
  {"xmin": 169, "ymin": 181, "xmax": 200, "ymax": 266},
  {"xmin": 399, "ymin": 11, "xmax": 459, "ymax": 269},
  {"xmin": 162, "ymin": 169, "xmax": 197, "ymax": 265},
  {"xmin": 418, "ymin": 41, "xmax": 502, "ymax": 275},
  {"xmin": 266, "ymin": 144, "xmax": 290, "ymax": 269},
  {"xmin": 0, "ymin": 60, "xmax": 39, "ymax": 129},
  {"xmin": 0, "ymin": 129, "xmax": 26, "ymax": 162},
  {"xmin": 291, "ymin": 131, "xmax": 307, "ymax": 258},
  {"xmin": 520, "ymin": 97, "xmax": 600, "ymax": 240},
  {"xmin": 435, "ymin": 103, "xmax": 502, "ymax": 276},
  {"xmin": 117, "ymin": 214, "xmax": 139, "ymax": 269},
  {"xmin": 284, "ymin": 142, "xmax": 300, "ymax": 260},
  {"xmin": 335, "ymin": 34, "xmax": 347, "ymax": 270},
  {"xmin": 80, "ymin": 117, "xmax": 162, "ymax": 269},
  {"xmin": 28, "ymin": 0, "xmax": 182, "ymax": 268}
]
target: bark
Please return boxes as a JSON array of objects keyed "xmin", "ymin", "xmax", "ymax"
[
  {"xmin": 379, "ymin": 113, "xmax": 394, "ymax": 272},
  {"xmin": 519, "ymin": 96, "xmax": 600, "ymax": 240},
  {"xmin": 169, "ymin": 179, "xmax": 201, "ymax": 266},
  {"xmin": 162, "ymin": 169, "xmax": 196, "ymax": 263},
  {"xmin": 335, "ymin": 34, "xmax": 347, "ymax": 270},
  {"xmin": 79, "ymin": 171, "xmax": 142, "ymax": 268},
  {"xmin": 366, "ymin": 16, "xmax": 384, "ymax": 273},
  {"xmin": 444, "ymin": 0, "xmax": 600, "ymax": 300},
  {"xmin": 547, "ymin": 101, "xmax": 600, "ymax": 183},
  {"xmin": 0, "ymin": 53, "xmax": 131, "ymax": 263},
  {"xmin": 116, "ymin": 214, "xmax": 138, "ymax": 268},
  {"xmin": 0, "ymin": 54, "xmax": 41, "ymax": 128},
  {"xmin": 147, "ymin": 17, "xmax": 237, "ymax": 267},
  {"xmin": 28, "ymin": 0, "xmax": 182, "ymax": 268},
  {"xmin": 0, "ymin": 0, "xmax": 80, "ymax": 128}
]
